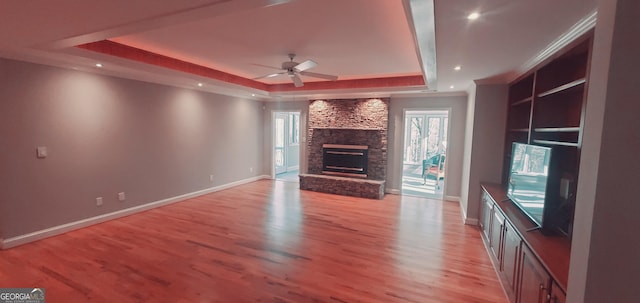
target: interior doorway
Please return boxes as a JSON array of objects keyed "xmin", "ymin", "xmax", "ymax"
[
  {"xmin": 273, "ymin": 111, "xmax": 301, "ymax": 182},
  {"xmin": 401, "ymin": 110, "xmax": 449, "ymax": 199}
]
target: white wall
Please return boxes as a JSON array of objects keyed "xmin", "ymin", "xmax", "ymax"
[
  {"xmin": 0, "ymin": 58, "xmax": 264, "ymax": 240},
  {"xmin": 387, "ymin": 94, "xmax": 468, "ymax": 199},
  {"xmin": 568, "ymin": 0, "xmax": 640, "ymax": 302},
  {"xmin": 459, "ymin": 83, "xmax": 508, "ymax": 222}
]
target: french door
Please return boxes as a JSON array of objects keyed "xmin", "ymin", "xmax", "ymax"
[
  {"xmin": 402, "ymin": 110, "xmax": 449, "ymax": 198},
  {"xmin": 404, "ymin": 113, "xmax": 448, "ymax": 164},
  {"xmin": 274, "ymin": 113, "xmax": 288, "ymax": 174}
]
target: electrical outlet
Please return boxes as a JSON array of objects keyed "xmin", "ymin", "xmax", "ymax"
[
  {"xmin": 249, "ymin": 167, "xmax": 253, "ymax": 173},
  {"xmin": 36, "ymin": 146, "xmax": 48, "ymax": 158},
  {"xmin": 210, "ymin": 174, "xmax": 214, "ymax": 182},
  {"xmin": 96, "ymin": 197, "xmax": 103, "ymax": 207},
  {"xmin": 118, "ymin": 192, "xmax": 125, "ymax": 201}
]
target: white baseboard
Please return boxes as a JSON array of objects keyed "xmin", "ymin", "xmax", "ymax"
[
  {"xmin": 1, "ymin": 175, "xmax": 268, "ymax": 250},
  {"xmin": 444, "ymin": 195, "xmax": 460, "ymax": 202},
  {"xmin": 465, "ymin": 218, "xmax": 479, "ymax": 225},
  {"xmin": 458, "ymin": 199, "xmax": 479, "ymax": 226},
  {"xmin": 385, "ymin": 188, "xmax": 401, "ymax": 195}
]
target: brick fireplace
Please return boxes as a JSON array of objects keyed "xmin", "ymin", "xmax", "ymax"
[{"xmin": 300, "ymin": 98, "xmax": 388, "ymax": 199}]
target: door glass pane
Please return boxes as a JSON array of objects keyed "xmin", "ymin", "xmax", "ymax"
[
  {"xmin": 289, "ymin": 113, "xmax": 300, "ymax": 144},
  {"xmin": 275, "ymin": 117, "xmax": 285, "ymax": 169},
  {"xmin": 406, "ymin": 116, "xmax": 423, "ymax": 164},
  {"xmin": 275, "ymin": 150, "xmax": 284, "ymax": 166},
  {"xmin": 275, "ymin": 118, "xmax": 284, "ymax": 148},
  {"xmin": 426, "ymin": 117, "xmax": 441, "ymax": 158}
]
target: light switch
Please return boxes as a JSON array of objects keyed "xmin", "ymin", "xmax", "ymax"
[{"xmin": 36, "ymin": 146, "xmax": 48, "ymax": 158}]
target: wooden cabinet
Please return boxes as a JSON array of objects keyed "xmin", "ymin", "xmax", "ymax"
[
  {"xmin": 550, "ymin": 281, "xmax": 566, "ymax": 303},
  {"xmin": 480, "ymin": 191, "xmax": 493, "ymax": 241},
  {"xmin": 501, "ymin": 221, "xmax": 521, "ymax": 301},
  {"xmin": 519, "ymin": 245, "xmax": 550, "ymax": 303},
  {"xmin": 490, "ymin": 208, "xmax": 505, "ymax": 261},
  {"xmin": 480, "ymin": 185, "xmax": 571, "ymax": 303}
]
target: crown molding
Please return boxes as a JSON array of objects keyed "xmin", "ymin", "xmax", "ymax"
[{"xmin": 511, "ymin": 10, "xmax": 597, "ymax": 83}]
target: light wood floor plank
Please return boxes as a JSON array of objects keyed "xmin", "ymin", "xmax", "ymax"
[{"xmin": 0, "ymin": 180, "xmax": 506, "ymax": 302}]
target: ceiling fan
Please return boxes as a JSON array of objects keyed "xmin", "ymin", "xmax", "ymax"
[{"xmin": 253, "ymin": 54, "xmax": 338, "ymax": 87}]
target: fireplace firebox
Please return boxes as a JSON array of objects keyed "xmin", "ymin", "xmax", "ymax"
[{"xmin": 322, "ymin": 144, "xmax": 368, "ymax": 178}]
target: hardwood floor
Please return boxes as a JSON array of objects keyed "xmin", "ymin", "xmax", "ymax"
[{"xmin": 0, "ymin": 180, "xmax": 507, "ymax": 303}]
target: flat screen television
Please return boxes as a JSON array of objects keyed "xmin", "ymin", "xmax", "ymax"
[{"xmin": 507, "ymin": 143, "xmax": 552, "ymax": 227}]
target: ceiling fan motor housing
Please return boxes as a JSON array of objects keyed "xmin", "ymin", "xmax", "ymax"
[{"xmin": 282, "ymin": 61, "xmax": 298, "ymax": 70}]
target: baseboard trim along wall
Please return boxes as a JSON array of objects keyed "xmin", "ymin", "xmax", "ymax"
[
  {"xmin": 458, "ymin": 199, "xmax": 479, "ymax": 226},
  {"xmin": 0, "ymin": 175, "xmax": 269, "ymax": 250},
  {"xmin": 386, "ymin": 190, "xmax": 458, "ymax": 201},
  {"xmin": 444, "ymin": 195, "xmax": 460, "ymax": 202},
  {"xmin": 465, "ymin": 218, "xmax": 479, "ymax": 225},
  {"xmin": 385, "ymin": 188, "xmax": 401, "ymax": 195}
]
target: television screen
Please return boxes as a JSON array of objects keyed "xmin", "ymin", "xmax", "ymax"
[{"xmin": 507, "ymin": 143, "xmax": 552, "ymax": 227}]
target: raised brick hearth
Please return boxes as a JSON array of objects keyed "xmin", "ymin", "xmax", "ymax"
[
  {"xmin": 299, "ymin": 174, "xmax": 385, "ymax": 199},
  {"xmin": 300, "ymin": 98, "xmax": 388, "ymax": 199}
]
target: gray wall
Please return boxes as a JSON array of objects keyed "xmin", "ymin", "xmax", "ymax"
[
  {"xmin": 459, "ymin": 84, "xmax": 508, "ymax": 222},
  {"xmin": 0, "ymin": 58, "xmax": 264, "ymax": 239},
  {"xmin": 460, "ymin": 83, "xmax": 477, "ymax": 216},
  {"xmin": 387, "ymin": 94, "xmax": 468, "ymax": 199},
  {"xmin": 568, "ymin": 0, "xmax": 640, "ymax": 301}
]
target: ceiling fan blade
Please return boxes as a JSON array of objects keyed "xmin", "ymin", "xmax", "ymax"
[
  {"xmin": 253, "ymin": 72, "xmax": 286, "ymax": 80},
  {"xmin": 250, "ymin": 63, "xmax": 282, "ymax": 70},
  {"xmin": 290, "ymin": 74, "xmax": 304, "ymax": 87},
  {"xmin": 300, "ymin": 71, "xmax": 338, "ymax": 81},
  {"xmin": 294, "ymin": 59, "xmax": 317, "ymax": 72}
]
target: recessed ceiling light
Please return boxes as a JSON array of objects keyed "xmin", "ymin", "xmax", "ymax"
[
  {"xmin": 467, "ymin": 12, "xmax": 480, "ymax": 20},
  {"xmin": 450, "ymin": 85, "xmax": 455, "ymax": 89},
  {"xmin": 454, "ymin": 66, "xmax": 461, "ymax": 71},
  {"xmin": 251, "ymin": 94, "xmax": 256, "ymax": 97},
  {"xmin": 95, "ymin": 63, "xmax": 103, "ymax": 68},
  {"xmin": 197, "ymin": 83, "xmax": 203, "ymax": 87}
]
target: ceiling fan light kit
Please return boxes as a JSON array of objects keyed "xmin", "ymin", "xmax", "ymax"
[{"xmin": 253, "ymin": 53, "xmax": 338, "ymax": 87}]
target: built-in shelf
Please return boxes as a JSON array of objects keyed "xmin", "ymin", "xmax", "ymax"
[
  {"xmin": 534, "ymin": 127, "xmax": 581, "ymax": 133},
  {"xmin": 511, "ymin": 97, "xmax": 533, "ymax": 106},
  {"xmin": 509, "ymin": 128, "xmax": 530, "ymax": 132},
  {"xmin": 532, "ymin": 139, "xmax": 579, "ymax": 147},
  {"xmin": 537, "ymin": 78, "xmax": 586, "ymax": 98}
]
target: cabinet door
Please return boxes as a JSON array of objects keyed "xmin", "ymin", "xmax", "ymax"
[
  {"xmin": 502, "ymin": 221, "xmax": 521, "ymax": 301},
  {"xmin": 519, "ymin": 245, "xmax": 551, "ymax": 303},
  {"xmin": 490, "ymin": 209, "xmax": 505, "ymax": 261},
  {"xmin": 550, "ymin": 281, "xmax": 566, "ymax": 303},
  {"xmin": 480, "ymin": 191, "xmax": 493, "ymax": 241}
]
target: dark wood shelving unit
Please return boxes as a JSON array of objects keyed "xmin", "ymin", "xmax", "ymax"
[
  {"xmin": 537, "ymin": 78, "xmax": 587, "ymax": 98},
  {"xmin": 511, "ymin": 96, "xmax": 533, "ymax": 106},
  {"xmin": 490, "ymin": 31, "xmax": 594, "ymax": 303},
  {"xmin": 503, "ymin": 35, "xmax": 592, "ymax": 184},
  {"xmin": 534, "ymin": 127, "xmax": 581, "ymax": 132},
  {"xmin": 532, "ymin": 139, "xmax": 580, "ymax": 147}
]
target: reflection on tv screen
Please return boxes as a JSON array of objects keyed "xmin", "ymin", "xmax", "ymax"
[{"xmin": 507, "ymin": 143, "xmax": 551, "ymax": 226}]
